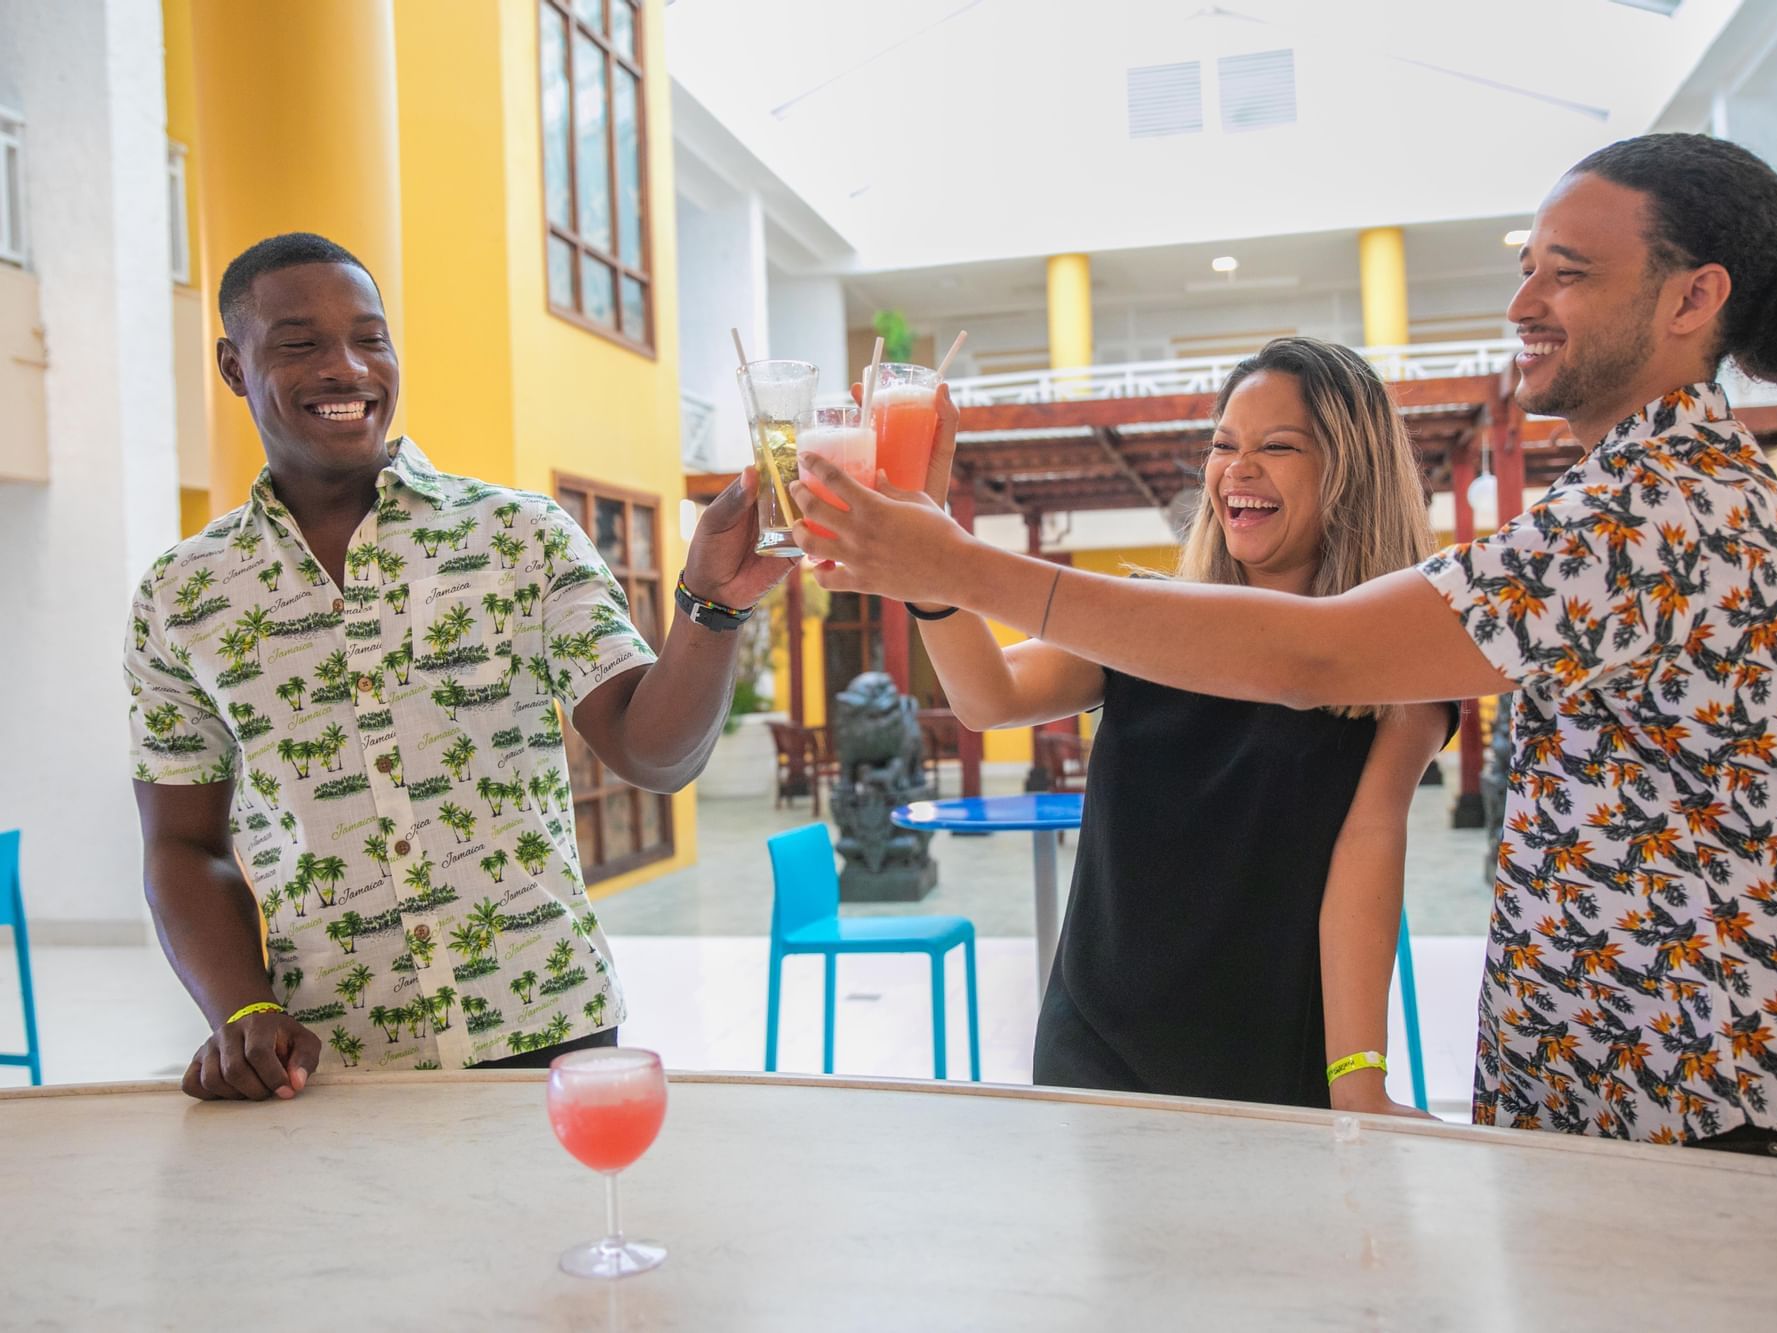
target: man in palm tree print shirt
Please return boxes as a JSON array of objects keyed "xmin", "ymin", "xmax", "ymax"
[{"xmin": 129, "ymin": 233, "xmax": 787, "ymax": 1099}]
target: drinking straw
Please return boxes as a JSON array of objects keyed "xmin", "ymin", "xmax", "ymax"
[
  {"xmin": 934, "ymin": 330, "xmax": 968, "ymax": 380},
  {"xmin": 731, "ymin": 327, "xmax": 797, "ymax": 523},
  {"xmin": 860, "ymin": 335, "xmax": 885, "ymax": 422}
]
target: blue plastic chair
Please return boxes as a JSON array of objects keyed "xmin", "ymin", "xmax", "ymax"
[
  {"xmin": 1396, "ymin": 907, "xmax": 1427, "ymax": 1112},
  {"xmin": 0, "ymin": 830, "xmax": 42, "ymax": 1086},
  {"xmin": 765, "ymin": 824, "xmax": 980, "ymax": 1081}
]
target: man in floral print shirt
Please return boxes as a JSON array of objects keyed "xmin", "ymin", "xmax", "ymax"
[
  {"xmin": 130, "ymin": 234, "xmax": 788, "ymax": 1100},
  {"xmin": 790, "ymin": 133, "xmax": 1777, "ymax": 1151}
]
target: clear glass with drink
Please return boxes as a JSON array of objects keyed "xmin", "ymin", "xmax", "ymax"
[
  {"xmin": 868, "ymin": 362, "xmax": 941, "ymax": 492},
  {"xmin": 547, "ymin": 1047, "xmax": 669, "ymax": 1278},
  {"xmin": 737, "ymin": 359, "xmax": 818, "ymax": 557},
  {"xmin": 796, "ymin": 403, "xmax": 876, "ymax": 538}
]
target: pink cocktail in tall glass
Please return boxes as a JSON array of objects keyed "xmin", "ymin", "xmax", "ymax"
[
  {"xmin": 796, "ymin": 403, "xmax": 876, "ymax": 538},
  {"xmin": 547, "ymin": 1047, "xmax": 668, "ymax": 1278},
  {"xmin": 869, "ymin": 363, "xmax": 940, "ymax": 492}
]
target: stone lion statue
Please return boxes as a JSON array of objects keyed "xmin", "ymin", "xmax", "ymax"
[
  {"xmin": 832, "ymin": 672, "xmax": 923, "ymax": 784},
  {"xmin": 829, "ymin": 672, "xmax": 936, "ymax": 897}
]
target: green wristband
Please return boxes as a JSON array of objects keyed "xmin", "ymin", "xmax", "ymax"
[{"xmin": 1326, "ymin": 1050, "xmax": 1387, "ymax": 1086}]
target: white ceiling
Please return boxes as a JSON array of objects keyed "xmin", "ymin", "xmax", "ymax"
[{"xmin": 666, "ymin": 0, "xmax": 1745, "ymax": 272}]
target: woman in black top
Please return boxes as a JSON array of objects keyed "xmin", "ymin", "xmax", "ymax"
[{"xmin": 794, "ymin": 338, "xmax": 1448, "ymax": 1116}]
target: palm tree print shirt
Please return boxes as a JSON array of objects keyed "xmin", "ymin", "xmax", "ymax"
[
  {"xmin": 1420, "ymin": 384, "xmax": 1777, "ymax": 1143},
  {"xmin": 125, "ymin": 440, "xmax": 653, "ymax": 1070}
]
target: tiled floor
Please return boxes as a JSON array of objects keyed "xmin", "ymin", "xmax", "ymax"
[
  {"xmin": 2, "ymin": 758, "xmax": 1493, "ymax": 1119},
  {"xmin": 0, "ymin": 934, "xmax": 1487, "ymax": 1118},
  {"xmin": 599, "ymin": 758, "xmax": 1495, "ymax": 939}
]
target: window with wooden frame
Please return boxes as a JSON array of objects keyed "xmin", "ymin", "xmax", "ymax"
[
  {"xmin": 554, "ymin": 475, "xmax": 671, "ymax": 882},
  {"xmin": 539, "ymin": 0, "xmax": 652, "ymax": 353}
]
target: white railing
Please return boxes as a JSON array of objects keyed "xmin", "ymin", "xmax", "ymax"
[
  {"xmin": 945, "ymin": 339, "xmax": 1520, "ymax": 408},
  {"xmin": 680, "ymin": 390, "xmax": 720, "ymax": 470}
]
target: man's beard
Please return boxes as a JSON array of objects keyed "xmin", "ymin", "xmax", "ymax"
[{"xmin": 1518, "ymin": 292, "xmax": 1658, "ymax": 428}]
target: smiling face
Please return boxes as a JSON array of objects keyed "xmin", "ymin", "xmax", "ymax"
[
  {"xmin": 1508, "ymin": 173, "xmax": 1677, "ymax": 443},
  {"xmin": 217, "ymin": 262, "xmax": 400, "ymax": 477},
  {"xmin": 1204, "ymin": 369, "xmax": 1325, "ymax": 595}
]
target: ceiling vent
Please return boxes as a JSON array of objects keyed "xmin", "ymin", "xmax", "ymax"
[
  {"xmin": 1127, "ymin": 61, "xmax": 1205, "ymax": 138},
  {"xmin": 1219, "ymin": 48, "xmax": 1296, "ymax": 132}
]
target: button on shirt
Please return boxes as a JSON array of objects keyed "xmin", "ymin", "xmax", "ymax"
[
  {"xmin": 1421, "ymin": 385, "xmax": 1777, "ymax": 1143},
  {"xmin": 126, "ymin": 440, "xmax": 655, "ymax": 1070}
]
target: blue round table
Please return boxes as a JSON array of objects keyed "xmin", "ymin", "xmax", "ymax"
[{"xmin": 892, "ymin": 793, "xmax": 1084, "ymax": 997}]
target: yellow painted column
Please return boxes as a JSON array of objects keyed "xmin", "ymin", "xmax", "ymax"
[
  {"xmin": 1358, "ymin": 226, "xmax": 1408, "ymax": 348},
  {"xmin": 1046, "ymin": 253, "xmax": 1094, "ymax": 370},
  {"xmin": 190, "ymin": 0, "xmax": 405, "ymax": 515}
]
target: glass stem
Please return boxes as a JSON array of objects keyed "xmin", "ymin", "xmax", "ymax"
[{"xmin": 604, "ymin": 1170, "xmax": 623, "ymax": 1247}]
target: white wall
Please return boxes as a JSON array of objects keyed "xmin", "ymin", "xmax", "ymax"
[
  {"xmin": 974, "ymin": 508, "xmax": 1179, "ymax": 555},
  {"xmin": 1723, "ymin": 50, "xmax": 1777, "ymax": 168},
  {"xmin": 674, "ymin": 188, "xmax": 769, "ymax": 470},
  {"xmin": 768, "ymin": 272, "xmax": 847, "ymax": 393},
  {"xmin": 0, "ymin": 0, "xmax": 180, "ymax": 941}
]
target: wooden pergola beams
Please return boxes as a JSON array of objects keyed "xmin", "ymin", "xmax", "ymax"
[{"xmin": 685, "ymin": 383, "xmax": 1777, "ymax": 519}]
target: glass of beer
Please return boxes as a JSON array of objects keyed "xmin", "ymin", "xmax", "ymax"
[
  {"xmin": 868, "ymin": 363, "xmax": 940, "ymax": 492},
  {"xmin": 737, "ymin": 359, "xmax": 818, "ymax": 556}
]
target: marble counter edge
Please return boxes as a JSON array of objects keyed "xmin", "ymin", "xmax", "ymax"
[{"xmin": 4, "ymin": 1068, "xmax": 1770, "ymax": 1174}]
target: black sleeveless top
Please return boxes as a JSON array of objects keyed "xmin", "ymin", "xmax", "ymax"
[{"xmin": 1034, "ymin": 669, "xmax": 1379, "ymax": 1108}]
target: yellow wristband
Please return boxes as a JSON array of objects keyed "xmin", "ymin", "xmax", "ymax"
[
  {"xmin": 1326, "ymin": 1050, "xmax": 1387, "ymax": 1086},
  {"xmin": 225, "ymin": 1001, "xmax": 285, "ymax": 1026}
]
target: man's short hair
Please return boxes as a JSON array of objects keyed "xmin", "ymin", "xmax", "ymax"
[
  {"xmin": 218, "ymin": 232, "xmax": 379, "ymax": 337},
  {"xmin": 1572, "ymin": 134, "xmax": 1777, "ymax": 381}
]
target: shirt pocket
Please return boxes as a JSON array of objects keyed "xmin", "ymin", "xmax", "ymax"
[{"xmin": 409, "ymin": 572, "xmax": 515, "ymax": 692}]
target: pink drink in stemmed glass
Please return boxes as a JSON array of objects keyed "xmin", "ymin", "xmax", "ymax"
[{"xmin": 547, "ymin": 1047, "xmax": 668, "ymax": 1278}]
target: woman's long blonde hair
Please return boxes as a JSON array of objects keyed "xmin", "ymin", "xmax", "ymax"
[{"xmin": 1175, "ymin": 336, "xmax": 1434, "ymax": 718}]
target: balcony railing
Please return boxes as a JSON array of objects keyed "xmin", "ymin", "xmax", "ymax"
[
  {"xmin": 943, "ymin": 339, "xmax": 1777, "ymax": 413},
  {"xmin": 945, "ymin": 339, "xmax": 1522, "ymax": 407}
]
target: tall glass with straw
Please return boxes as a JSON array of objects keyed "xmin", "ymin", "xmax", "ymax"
[
  {"xmin": 733, "ymin": 330, "xmax": 816, "ymax": 558},
  {"xmin": 868, "ymin": 331, "xmax": 968, "ymax": 493}
]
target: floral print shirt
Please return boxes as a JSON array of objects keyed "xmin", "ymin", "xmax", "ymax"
[
  {"xmin": 126, "ymin": 439, "xmax": 654, "ymax": 1070},
  {"xmin": 1421, "ymin": 384, "xmax": 1777, "ymax": 1143}
]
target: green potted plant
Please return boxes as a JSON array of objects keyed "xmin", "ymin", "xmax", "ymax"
[{"xmin": 873, "ymin": 309, "xmax": 915, "ymax": 363}]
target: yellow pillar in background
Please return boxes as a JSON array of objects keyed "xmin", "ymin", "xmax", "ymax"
[
  {"xmin": 1357, "ymin": 226, "xmax": 1409, "ymax": 348},
  {"xmin": 1046, "ymin": 253, "xmax": 1094, "ymax": 370},
  {"xmin": 190, "ymin": 0, "xmax": 405, "ymax": 515}
]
